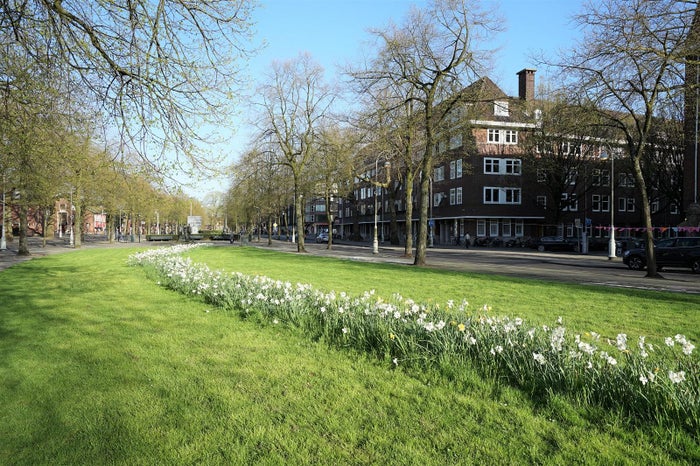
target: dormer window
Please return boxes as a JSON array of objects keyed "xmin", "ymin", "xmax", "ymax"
[{"xmin": 494, "ymin": 100, "xmax": 509, "ymax": 117}]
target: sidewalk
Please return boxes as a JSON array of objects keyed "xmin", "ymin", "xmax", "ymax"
[{"xmin": 0, "ymin": 235, "xmax": 141, "ymax": 272}]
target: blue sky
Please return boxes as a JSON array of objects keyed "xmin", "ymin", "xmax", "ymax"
[
  {"xmin": 248, "ymin": 0, "xmax": 582, "ymax": 95},
  {"xmin": 192, "ymin": 0, "xmax": 584, "ymax": 198}
]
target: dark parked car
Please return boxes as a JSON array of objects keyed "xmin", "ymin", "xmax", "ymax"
[
  {"xmin": 531, "ymin": 236, "xmax": 578, "ymax": 252},
  {"xmin": 622, "ymin": 237, "xmax": 700, "ymax": 273}
]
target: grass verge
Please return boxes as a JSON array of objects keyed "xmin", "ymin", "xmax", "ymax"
[{"xmin": 0, "ymin": 246, "xmax": 698, "ymax": 464}]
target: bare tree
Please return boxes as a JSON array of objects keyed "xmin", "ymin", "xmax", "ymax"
[
  {"xmin": 350, "ymin": 0, "xmax": 499, "ymax": 265},
  {"xmin": 556, "ymin": 0, "xmax": 695, "ymax": 277},
  {"xmin": 522, "ymin": 96, "xmax": 607, "ymax": 229},
  {"xmin": 256, "ymin": 53, "xmax": 335, "ymax": 253},
  {"xmin": 315, "ymin": 125, "xmax": 358, "ymax": 249},
  {"xmin": 1, "ymin": 0, "xmax": 256, "ymax": 175}
]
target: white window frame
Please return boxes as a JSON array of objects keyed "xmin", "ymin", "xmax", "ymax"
[
  {"xmin": 456, "ymin": 187, "xmax": 462, "ymax": 204},
  {"xmin": 502, "ymin": 219, "xmax": 512, "ymax": 237},
  {"xmin": 487, "ymin": 128, "xmax": 500, "ymax": 143},
  {"xmin": 505, "ymin": 159, "xmax": 521, "ymax": 175},
  {"xmin": 494, "ymin": 101, "xmax": 509, "ymax": 117},
  {"xmin": 434, "ymin": 166, "xmax": 445, "ymax": 182},
  {"xmin": 484, "ymin": 187, "xmax": 521, "ymax": 205},
  {"xmin": 484, "ymin": 158, "xmax": 500, "ymax": 174},
  {"xmin": 504, "ymin": 130, "xmax": 518, "ymax": 144},
  {"xmin": 618, "ymin": 197, "xmax": 635, "ymax": 212},
  {"xmin": 489, "ymin": 219, "xmax": 499, "ymax": 236},
  {"xmin": 484, "ymin": 158, "xmax": 521, "ymax": 175},
  {"xmin": 477, "ymin": 219, "xmax": 486, "ymax": 237},
  {"xmin": 561, "ymin": 193, "xmax": 578, "ymax": 212},
  {"xmin": 515, "ymin": 220, "xmax": 524, "ymax": 237}
]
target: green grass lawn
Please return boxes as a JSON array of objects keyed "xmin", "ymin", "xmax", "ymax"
[
  {"xmin": 0, "ymin": 246, "xmax": 698, "ymax": 465},
  {"xmin": 186, "ymin": 246, "xmax": 700, "ymax": 343}
]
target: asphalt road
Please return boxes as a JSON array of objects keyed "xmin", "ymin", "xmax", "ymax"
[{"xmin": 258, "ymin": 239, "xmax": 700, "ymax": 295}]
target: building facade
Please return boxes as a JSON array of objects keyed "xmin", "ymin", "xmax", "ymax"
[{"xmin": 337, "ymin": 69, "xmax": 685, "ymax": 247}]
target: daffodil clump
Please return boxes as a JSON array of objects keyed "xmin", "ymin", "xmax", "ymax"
[{"xmin": 130, "ymin": 245, "xmax": 699, "ymax": 432}]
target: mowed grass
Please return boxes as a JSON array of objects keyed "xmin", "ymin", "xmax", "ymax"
[
  {"xmin": 186, "ymin": 245, "xmax": 700, "ymax": 343},
  {"xmin": 0, "ymin": 246, "xmax": 697, "ymax": 465}
]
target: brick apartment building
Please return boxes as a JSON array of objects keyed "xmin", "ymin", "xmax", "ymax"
[{"xmin": 334, "ymin": 69, "xmax": 685, "ymax": 247}]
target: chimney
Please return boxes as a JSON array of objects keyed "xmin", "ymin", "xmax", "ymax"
[{"xmin": 517, "ymin": 68, "xmax": 536, "ymax": 101}]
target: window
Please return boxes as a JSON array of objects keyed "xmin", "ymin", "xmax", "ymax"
[
  {"xmin": 494, "ymin": 101, "xmax": 509, "ymax": 117},
  {"xmin": 504, "ymin": 130, "xmax": 518, "ymax": 144},
  {"xmin": 484, "ymin": 158, "xmax": 521, "ymax": 175},
  {"xmin": 592, "ymin": 194, "xmax": 611, "ymax": 213},
  {"xmin": 484, "ymin": 187, "xmax": 521, "ymax": 205},
  {"xmin": 449, "ymin": 134, "xmax": 463, "ymax": 150},
  {"xmin": 619, "ymin": 173, "xmax": 635, "ymax": 188},
  {"xmin": 651, "ymin": 199, "xmax": 659, "ymax": 213},
  {"xmin": 434, "ymin": 166, "xmax": 445, "ymax": 181},
  {"xmin": 490, "ymin": 219, "xmax": 499, "ymax": 236},
  {"xmin": 450, "ymin": 187, "xmax": 462, "ymax": 205},
  {"xmin": 566, "ymin": 169, "xmax": 578, "ymax": 185},
  {"xmin": 505, "ymin": 159, "xmax": 521, "ymax": 174},
  {"xmin": 515, "ymin": 220, "xmax": 524, "ymax": 237},
  {"xmin": 449, "ymin": 160, "xmax": 463, "ymax": 179},
  {"xmin": 484, "ymin": 158, "xmax": 500, "ymax": 174},
  {"xmin": 536, "ymin": 169, "xmax": 547, "ymax": 183},
  {"xmin": 436, "ymin": 139, "xmax": 446, "ymax": 154},
  {"xmin": 536, "ymin": 195, "xmax": 547, "ymax": 209},
  {"xmin": 562, "ymin": 193, "xmax": 578, "ymax": 211},
  {"xmin": 487, "ymin": 129, "xmax": 518, "ymax": 145},
  {"xmin": 477, "ymin": 219, "xmax": 486, "ymax": 236},
  {"xmin": 618, "ymin": 197, "xmax": 635, "ymax": 212},
  {"xmin": 502, "ymin": 219, "xmax": 512, "ymax": 237},
  {"xmin": 671, "ymin": 203, "xmax": 679, "ymax": 214}
]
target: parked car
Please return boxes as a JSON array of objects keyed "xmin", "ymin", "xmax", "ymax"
[
  {"xmin": 531, "ymin": 236, "xmax": 578, "ymax": 252},
  {"xmin": 622, "ymin": 237, "xmax": 700, "ymax": 273},
  {"xmin": 315, "ymin": 231, "xmax": 329, "ymax": 243}
]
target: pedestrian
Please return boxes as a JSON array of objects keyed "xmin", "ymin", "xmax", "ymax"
[{"xmin": 465, "ymin": 233, "xmax": 471, "ymax": 249}]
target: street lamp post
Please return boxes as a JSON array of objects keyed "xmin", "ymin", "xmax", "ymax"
[
  {"xmin": 69, "ymin": 189, "xmax": 74, "ymax": 247},
  {"xmin": 429, "ymin": 176, "xmax": 434, "ymax": 248},
  {"xmin": 373, "ymin": 159, "xmax": 391, "ymax": 254},
  {"xmin": 0, "ymin": 173, "xmax": 6, "ymax": 251},
  {"xmin": 608, "ymin": 150, "xmax": 616, "ymax": 260}
]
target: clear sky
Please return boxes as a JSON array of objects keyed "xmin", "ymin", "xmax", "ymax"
[{"xmin": 191, "ymin": 0, "xmax": 584, "ymax": 198}]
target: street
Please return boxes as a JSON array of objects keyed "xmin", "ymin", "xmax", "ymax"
[{"xmin": 259, "ymin": 240, "xmax": 700, "ymax": 295}]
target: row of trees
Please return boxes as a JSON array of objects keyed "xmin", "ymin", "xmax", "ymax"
[
  {"xmin": 1, "ymin": 1, "xmax": 257, "ymax": 253},
  {"xmin": 226, "ymin": 0, "xmax": 697, "ymax": 277}
]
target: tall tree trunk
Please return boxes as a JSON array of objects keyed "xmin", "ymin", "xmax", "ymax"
[
  {"xmin": 403, "ymin": 173, "xmax": 416, "ymax": 257},
  {"xmin": 633, "ymin": 157, "xmax": 661, "ymax": 278},
  {"xmin": 18, "ymin": 202, "xmax": 30, "ymax": 256},
  {"xmin": 414, "ymin": 162, "xmax": 430, "ymax": 266},
  {"xmin": 295, "ymin": 191, "xmax": 306, "ymax": 253}
]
